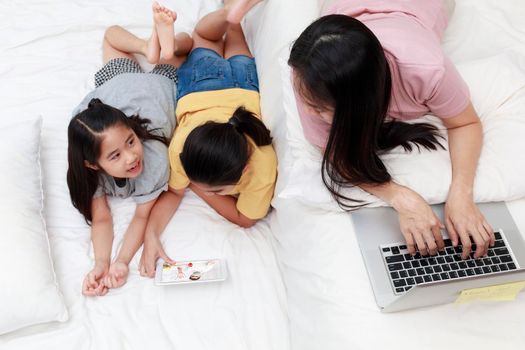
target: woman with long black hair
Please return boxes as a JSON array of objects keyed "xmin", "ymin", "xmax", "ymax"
[{"xmin": 289, "ymin": 0, "xmax": 494, "ymax": 259}]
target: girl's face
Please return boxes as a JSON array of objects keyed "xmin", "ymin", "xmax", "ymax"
[
  {"xmin": 92, "ymin": 124, "xmax": 144, "ymax": 179},
  {"xmin": 192, "ymin": 182, "xmax": 236, "ymax": 196}
]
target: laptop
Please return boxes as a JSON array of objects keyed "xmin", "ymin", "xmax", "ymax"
[{"xmin": 352, "ymin": 202, "xmax": 525, "ymax": 312}]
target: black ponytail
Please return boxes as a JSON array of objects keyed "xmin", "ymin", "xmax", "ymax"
[
  {"xmin": 289, "ymin": 15, "xmax": 443, "ymax": 209},
  {"xmin": 180, "ymin": 106, "xmax": 272, "ymax": 186},
  {"xmin": 67, "ymin": 98, "xmax": 169, "ymax": 224}
]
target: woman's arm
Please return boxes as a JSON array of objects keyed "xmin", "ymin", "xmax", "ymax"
[
  {"xmin": 139, "ymin": 187, "xmax": 185, "ymax": 277},
  {"xmin": 442, "ymin": 102, "xmax": 494, "ymax": 258},
  {"xmin": 189, "ymin": 184, "xmax": 257, "ymax": 228},
  {"xmin": 360, "ymin": 182, "xmax": 444, "ymax": 256},
  {"xmin": 83, "ymin": 196, "xmax": 113, "ymax": 296}
]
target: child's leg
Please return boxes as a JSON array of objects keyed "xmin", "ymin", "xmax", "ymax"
[
  {"xmin": 152, "ymin": 1, "xmax": 178, "ymax": 61},
  {"xmin": 156, "ymin": 33, "xmax": 192, "ymax": 68},
  {"xmin": 103, "ymin": 25, "xmax": 150, "ymax": 64},
  {"xmin": 192, "ymin": 8, "xmax": 230, "ymax": 56},
  {"xmin": 173, "ymin": 33, "xmax": 193, "ymax": 57},
  {"xmin": 103, "ymin": 3, "xmax": 191, "ymax": 65},
  {"xmin": 152, "ymin": 2, "xmax": 193, "ymax": 63},
  {"xmin": 223, "ymin": 23, "xmax": 252, "ymax": 59},
  {"xmin": 191, "ymin": 0, "xmax": 260, "ymax": 56},
  {"xmin": 226, "ymin": 0, "xmax": 264, "ymax": 25}
]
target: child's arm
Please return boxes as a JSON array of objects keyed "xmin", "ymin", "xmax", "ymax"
[
  {"xmin": 83, "ymin": 196, "xmax": 113, "ymax": 296},
  {"xmin": 103, "ymin": 199, "xmax": 157, "ymax": 289},
  {"xmin": 189, "ymin": 184, "xmax": 257, "ymax": 228},
  {"xmin": 139, "ymin": 187, "xmax": 185, "ymax": 277}
]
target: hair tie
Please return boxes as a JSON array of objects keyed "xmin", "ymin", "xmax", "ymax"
[
  {"xmin": 88, "ymin": 98, "xmax": 102, "ymax": 109},
  {"xmin": 228, "ymin": 117, "xmax": 239, "ymax": 130}
]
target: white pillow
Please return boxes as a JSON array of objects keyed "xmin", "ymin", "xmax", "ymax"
[
  {"xmin": 0, "ymin": 117, "xmax": 68, "ymax": 334},
  {"xmin": 278, "ymin": 48, "xmax": 525, "ymax": 211}
]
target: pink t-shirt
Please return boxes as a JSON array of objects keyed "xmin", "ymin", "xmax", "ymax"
[{"xmin": 295, "ymin": 0, "xmax": 470, "ymax": 148}]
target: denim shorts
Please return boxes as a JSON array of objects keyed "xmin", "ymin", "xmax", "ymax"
[{"xmin": 176, "ymin": 48, "xmax": 259, "ymax": 101}]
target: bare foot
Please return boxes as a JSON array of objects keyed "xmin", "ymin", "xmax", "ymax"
[
  {"xmin": 226, "ymin": 0, "xmax": 264, "ymax": 24},
  {"xmin": 152, "ymin": 1, "xmax": 176, "ymax": 61}
]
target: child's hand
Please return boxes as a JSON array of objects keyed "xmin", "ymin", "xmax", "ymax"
[
  {"xmin": 139, "ymin": 235, "xmax": 175, "ymax": 278},
  {"xmin": 103, "ymin": 261, "xmax": 129, "ymax": 289},
  {"xmin": 82, "ymin": 262, "xmax": 109, "ymax": 297}
]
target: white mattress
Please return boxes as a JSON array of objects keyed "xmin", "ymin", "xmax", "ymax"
[{"xmin": 1, "ymin": 0, "xmax": 524, "ymax": 349}]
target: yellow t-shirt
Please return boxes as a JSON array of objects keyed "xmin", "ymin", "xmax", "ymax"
[{"xmin": 168, "ymin": 88, "xmax": 277, "ymax": 220}]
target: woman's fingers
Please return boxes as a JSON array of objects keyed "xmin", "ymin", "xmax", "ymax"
[
  {"xmin": 449, "ymin": 220, "xmax": 492, "ymax": 259},
  {"xmin": 470, "ymin": 225, "xmax": 490, "ymax": 258},
  {"xmin": 403, "ymin": 230, "xmax": 416, "ymax": 256},
  {"xmin": 431, "ymin": 224, "xmax": 445, "ymax": 252},
  {"xmin": 423, "ymin": 230, "xmax": 438, "ymax": 256},
  {"xmin": 412, "ymin": 229, "xmax": 428, "ymax": 256},
  {"xmin": 478, "ymin": 223, "xmax": 491, "ymax": 253},
  {"xmin": 445, "ymin": 217, "xmax": 459, "ymax": 247},
  {"xmin": 483, "ymin": 219, "xmax": 495, "ymax": 246},
  {"xmin": 456, "ymin": 227, "xmax": 472, "ymax": 259},
  {"xmin": 432, "ymin": 216, "xmax": 445, "ymax": 251}
]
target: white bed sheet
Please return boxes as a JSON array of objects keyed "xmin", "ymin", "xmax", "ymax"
[
  {"xmin": 0, "ymin": 1, "xmax": 289, "ymax": 349},
  {"xmin": 270, "ymin": 1, "xmax": 525, "ymax": 349}
]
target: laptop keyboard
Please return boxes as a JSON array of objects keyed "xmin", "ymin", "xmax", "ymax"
[{"xmin": 380, "ymin": 231, "xmax": 519, "ymax": 295}]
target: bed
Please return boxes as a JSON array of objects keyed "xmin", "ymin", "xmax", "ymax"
[{"xmin": 1, "ymin": 0, "xmax": 524, "ymax": 350}]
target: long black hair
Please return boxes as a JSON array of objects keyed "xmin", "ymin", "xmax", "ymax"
[
  {"xmin": 289, "ymin": 15, "xmax": 444, "ymax": 209},
  {"xmin": 180, "ymin": 106, "xmax": 272, "ymax": 186},
  {"xmin": 67, "ymin": 98, "xmax": 168, "ymax": 223}
]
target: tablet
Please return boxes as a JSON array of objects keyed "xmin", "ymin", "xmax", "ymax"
[{"xmin": 154, "ymin": 258, "xmax": 228, "ymax": 285}]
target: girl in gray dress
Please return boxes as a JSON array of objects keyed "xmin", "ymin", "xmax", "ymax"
[{"xmin": 67, "ymin": 2, "xmax": 192, "ymax": 297}]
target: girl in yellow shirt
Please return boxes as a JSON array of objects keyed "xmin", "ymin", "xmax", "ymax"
[{"xmin": 140, "ymin": 0, "xmax": 275, "ymax": 277}]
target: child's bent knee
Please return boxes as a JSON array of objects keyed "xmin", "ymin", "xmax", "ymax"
[{"xmin": 104, "ymin": 25, "xmax": 123, "ymax": 40}]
